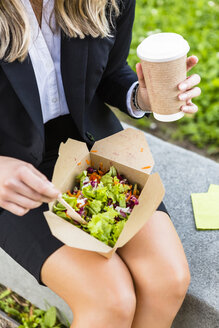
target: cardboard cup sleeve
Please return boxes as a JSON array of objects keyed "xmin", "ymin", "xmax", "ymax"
[
  {"xmin": 137, "ymin": 33, "xmax": 190, "ymax": 122},
  {"xmin": 140, "ymin": 55, "xmax": 187, "ymax": 121}
]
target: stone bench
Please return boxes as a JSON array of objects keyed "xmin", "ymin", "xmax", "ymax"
[
  {"xmin": 0, "ymin": 310, "xmax": 19, "ymax": 328},
  {"xmin": 0, "ymin": 122, "xmax": 218, "ymax": 327}
]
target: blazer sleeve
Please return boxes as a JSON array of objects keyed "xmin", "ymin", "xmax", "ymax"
[{"xmin": 97, "ymin": 0, "xmax": 146, "ymax": 117}]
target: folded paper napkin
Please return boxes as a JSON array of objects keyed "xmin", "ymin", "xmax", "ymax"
[{"xmin": 191, "ymin": 184, "xmax": 219, "ymax": 230}]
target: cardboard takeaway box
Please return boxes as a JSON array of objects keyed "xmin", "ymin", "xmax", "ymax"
[{"xmin": 44, "ymin": 128, "xmax": 165, "ymax": 258}]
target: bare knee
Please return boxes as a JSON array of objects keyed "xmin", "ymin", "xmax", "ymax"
[
  {"xmin": 72, "ymin": 285, "xmax": 136, "ymax": 328},
  {"xmin": 112, "ymin": 286, "xmax": 136, "ymax": 321},
  {"xmin": 173, "ymin": 264, "xmax": 191, "ymax": 299},
  {"xmin": 137, "ymin": 263, "xmax": 190, "ymax": 306},
  {"xmin": 98, "ymin": 287, "xmax": 136, "ymax": 328},
  {"xmin": 144, "ymin": 262, "xmax": 191, "ymax": 304},
  {"xmin": 41, "ymin": 246, "xmax": 136, "ymax": 327}
]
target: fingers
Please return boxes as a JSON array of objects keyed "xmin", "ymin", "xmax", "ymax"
[
  {"xmin": 3, "ymin": 178, "xmax": 55, "ymax": 203},
  {"xmin": 178, "ymin": 73, "xmax": 201, "ymax": 115},
  {"xmin": 0, "ymin": 160, "xmax": 59, "ymax": 216},
  {"xmin": 0, "ymin": 165, "xmax": 59, "ymax": 216},
  {"xmin": 3, "ymin": 191, "xmax": 42, "ymax": 210},
  {"xmin": 186, "ymin": 55, "xmax": 199, "ymax": 72},
  {"xmin": 181, "ymin": 99, "xmax": 198, "ymax": 114},
  {"xmin": 177, "ymin": 68, "xmax": 201, "ymax": 115},
  {"xmin": 16, "ymin": 166, "xmax": 60, "ymax": 199},
  {"xmin": 178, "ymin": 74, "xmax": 201, "ymax": 92},
  {"xmin": 28, "ymin": 164, "xmax": 48, "ymax": 181},
  {"xmin": 178, "ymin": 86, "xmax": 201, "ymax": 101},
  {"xmin": 0, "ymin": 200, "xmax": 29, "ymax": 217},
  {"xmin": 136, "ymin": 63, "xmax": 146, "ymax": 88}
]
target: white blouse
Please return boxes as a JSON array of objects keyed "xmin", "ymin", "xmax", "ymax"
[{"xmin": 21, "ymin": 0, "xmax": 145, "ymax": 123}]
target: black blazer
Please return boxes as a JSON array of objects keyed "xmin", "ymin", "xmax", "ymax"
[{"xmin": 0, "ymin": 0, "xmax": 146, "ymax": 167}]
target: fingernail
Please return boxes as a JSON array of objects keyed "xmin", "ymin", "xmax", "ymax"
[
  {"xmin": 47, "ymin": 182, "xmax": 59, "ymax": 193},
  {"xmin": 51, "ymin": 190, "xmax": 60, "ymax": 198},
  {"xmin": 179, "ymin": 83, "xmax": 187, "ymax": 91},
  {"xmin": 179, "ymin": 93, "xmax": 187, "ymax": 100},
  {"xmin": 192, "ymin": 55, "xmax": 199, "ymax": 62}
]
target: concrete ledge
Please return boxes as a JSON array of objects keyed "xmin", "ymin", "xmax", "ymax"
[
  {"xmin": 0, "ymin": 310, "xmax": 19, "ymax": 328},
  {"xmin": 0, "ymin": 122, "xmax": 218, "ymax": 327}
]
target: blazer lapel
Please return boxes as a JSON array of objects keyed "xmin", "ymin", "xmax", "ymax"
[
  {"xmin": 61, "ymin": 33, "xmax": 88, "ymax": 137},
  {"xmin": 1, "ymin": 34, "xmax": 89, "ymax": 141},
  {"xmin": 1, "ymin": 56, "xmax": 44, "ymax": 140}
]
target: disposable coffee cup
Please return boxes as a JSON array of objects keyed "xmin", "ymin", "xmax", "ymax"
[{"xmin": 137, "ymin": 33, "xmax": 190, "ymax": 122}]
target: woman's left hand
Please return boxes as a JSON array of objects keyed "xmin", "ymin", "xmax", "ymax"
[{"xmin": 136, "ymin": 55, "xmax": 201, "ymax": 114}]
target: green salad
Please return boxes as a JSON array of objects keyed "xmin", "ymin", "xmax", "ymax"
[{"xmin": 53, "ymin": 165, "xmax": 140, "ymax": 247}]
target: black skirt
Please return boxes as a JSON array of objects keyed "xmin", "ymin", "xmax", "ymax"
[{"xmin": 0, "ymin": 115, "xmax": 169, "ymax": 286}]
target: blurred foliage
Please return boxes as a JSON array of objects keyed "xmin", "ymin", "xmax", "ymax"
[
  {"xmin": 0, "ymin": 286, "xmax": 69, "ymax": 328},
  {"xmin": 128, "ymin": 0, "xmax": 219, "ymax": 154}
]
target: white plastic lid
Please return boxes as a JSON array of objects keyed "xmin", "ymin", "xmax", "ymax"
[{"xmin": 137, "ymin": 33, "xmax": 190, "ymax": 62}]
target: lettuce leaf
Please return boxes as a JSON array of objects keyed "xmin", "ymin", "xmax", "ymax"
[
  {"xmin": 118, "ymin": 194, "xmax": 126, "ymax": 208},
  {"xmin": 87, "ymin": 216, "xmax": 112, "ymax": 243},
  {"xmin": 108, "ymin": 166, "xmax": 117, "ymax": 177},
  {"xmin": 101, "ymin": 207, "xmax": 118, "ymax": 220},
  {"xmin": 76, "ymin": 170, "xmax": 88, "ymax": 189},
  {"xmin": 86, "ymin": 199, "xmax": 102, "ymax": 215},
  {"xmin": 54, "ymin": 210, "xmax": 68, "ymax": 220},
  {"xmin": 95, "ymin": 186, "xmax": 108, "ymax": 202},
  {"xmin": 82, "ymin": 185, "xmax": 96, "ymax": 199},
  {"xmin": 100, "ymin": 174, "xmax": 113, "ymax": 185},
  {"xmin": 87, "ymin": 207, "xmax": 118, "ymax": 244},
  {"xmin": 106, "ymin": 191, "xmax": 117, "ymax": 203},
  {"xmin": 112, "ymin": 220, "xmax": 126, "ymax": 244},
  {"xmin": 53, "ymin": 202, "xmax": 66, "ymax": 212},
  {"xmin": 62, "ymin": 193, "xmax": 78, "ymax": 209}
]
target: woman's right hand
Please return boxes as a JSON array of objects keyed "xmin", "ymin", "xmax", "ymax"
[{"xmin": 0, "ymin": 156, "xmax": 60, "ymax": 216}]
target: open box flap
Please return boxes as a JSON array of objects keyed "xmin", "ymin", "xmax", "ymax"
[
  {"xmin": 44, "ymin": 211, "xmax": 112, "ymax": 253},
  {"xmin": 91, "ymin": 128, "xmax": 154, "ymax": 173},
  {"xmin": 52, "ymin": 138, "xmax": 89, "ymax": 187},
  {"xmin": 115, "ymin": 173, "xmax": 165, "ymax": 248}
]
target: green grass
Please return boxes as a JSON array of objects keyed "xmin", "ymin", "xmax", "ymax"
[{"xmin": 128, "ymin": 0, "xmax": 219, "ymax": 155}]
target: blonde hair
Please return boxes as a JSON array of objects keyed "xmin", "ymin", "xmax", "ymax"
[{"xmin": 0, "ymin": 0, "xmax": 120, "ymax": 63}]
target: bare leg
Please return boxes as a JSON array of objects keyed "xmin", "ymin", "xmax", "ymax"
[
  {"xmin": 117, "ymin": 211, "xmax": 191, "ymax": 328},
  {"xmin": 41, "ymin": 245, "xmax": 136, "ymax": 328}
]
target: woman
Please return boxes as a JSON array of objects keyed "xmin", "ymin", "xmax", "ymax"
[{"xmin": 0, "ymin": 0, "xmax": 201, "ymax": 327}]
